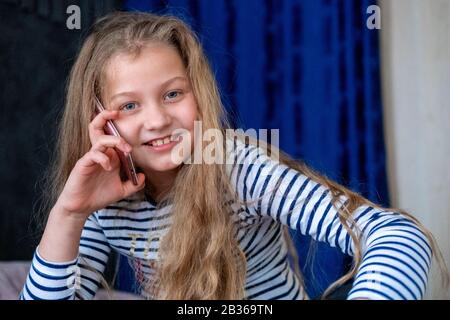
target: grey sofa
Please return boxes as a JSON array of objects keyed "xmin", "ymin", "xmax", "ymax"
[{"xmin": 0, "ymin": 261, "xmax": 141, "ymax": 300}]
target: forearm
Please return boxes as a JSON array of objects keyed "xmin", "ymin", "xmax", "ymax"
[
  {"xmin": 38, "ymin": 203, "xmax": 87, "ymax": 262},
  {"xmin": 347, "ymin": 217, "xmax": 432, "ymax": 300},
  {"xmin": 21, "ymin": 209, "xmax": 110, "ymax": 300}
]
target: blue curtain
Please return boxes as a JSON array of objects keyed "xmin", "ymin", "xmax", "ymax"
[{"xmin": 121, "ymin": 0, "xmax": 388, "ymax": 299}]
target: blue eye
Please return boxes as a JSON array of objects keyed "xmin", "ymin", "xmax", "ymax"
[
  {"xmin": 164, "ymin": 90, "xmax": 183, "ymax": 101},
  {"xmin": 120, "ymin": 102, "xmax": 137, "ymax": 111}
]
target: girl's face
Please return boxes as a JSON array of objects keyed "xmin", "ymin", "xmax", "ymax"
[{"xmin": 103, "ymin": 44, "xmax": 197, "ymax": 176}]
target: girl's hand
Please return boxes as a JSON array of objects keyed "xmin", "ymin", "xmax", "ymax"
[{"xmin": 55, "ymin": 109, "xmax": 145, "ymax": 220}]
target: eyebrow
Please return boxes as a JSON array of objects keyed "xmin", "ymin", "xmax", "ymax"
[{"xmin": 109, "ymin": 76, "xmax": 188, "ymax": 103}]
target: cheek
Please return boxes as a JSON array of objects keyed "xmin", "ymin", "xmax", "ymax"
[
  {"xmin": 115, "ymin": 120, "xmax": 139, "ymax": 144},
  {"xmin": 176, "ymin": 100, "xmax": 198, "ymax": 130}
]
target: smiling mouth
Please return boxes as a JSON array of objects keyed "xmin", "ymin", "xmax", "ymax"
[{"xmin": 144, "ymin": 134, "xmax": 181, "ymax": 147}]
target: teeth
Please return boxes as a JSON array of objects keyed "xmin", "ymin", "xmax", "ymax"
[{"xmin": 150, "ymin": 137, "xmax": 172, "ymax": 147}]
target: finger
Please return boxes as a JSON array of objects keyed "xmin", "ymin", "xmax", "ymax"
[
  {"xmin": 122, "ymin": 173, "xmax": 146, "ymax": 198},
  {"xmin": 91, "ymin": 135, "xmax": 132, "ymax": 154},
  {"xmin": 79, "ymin": 149, "xmax": 112, "ymax": 171},
  {"xmin": 89, "ymin": 109, "xmax": 119, "ymax": 143}
]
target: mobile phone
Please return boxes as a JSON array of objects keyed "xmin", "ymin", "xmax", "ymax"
[{"xmin": 94, "ymin": 96, "xmax": 139, "ymax": 186}]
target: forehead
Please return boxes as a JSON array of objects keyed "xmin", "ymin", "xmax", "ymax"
[{"xmin": 103, "ymin": 44, "xmax": 186, "ymax": 93}]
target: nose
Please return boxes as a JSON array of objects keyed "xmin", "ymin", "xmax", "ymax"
[{"xmin": 142, "ymin": 103, "xmax": 172, "ymax": 130}]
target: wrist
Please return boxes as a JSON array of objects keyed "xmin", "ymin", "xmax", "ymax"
[
  {"xmin": 39, "ymin": 205, "xmax": 87, "ymax": 263},
  {"xmin": 52, "ymin": 200, "xmax": 89, "ymax": 224}
]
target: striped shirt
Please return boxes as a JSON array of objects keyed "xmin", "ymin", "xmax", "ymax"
[{"xmin": 21, "ymin": 139, "xmax": 432, "ymax": 300}]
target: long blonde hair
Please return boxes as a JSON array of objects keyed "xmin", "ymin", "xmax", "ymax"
[{"xmin": 38, "ymin": 11, "xmax": 448, "ymax": 300}]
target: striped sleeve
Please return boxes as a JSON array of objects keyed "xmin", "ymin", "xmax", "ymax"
[
  {"xmin": 20, "ymin": 213, "xmax": 111, "ymax": 300},
  {"xmin": 228, "ymin": 140, "xmax": 432, "ymax": 300}
]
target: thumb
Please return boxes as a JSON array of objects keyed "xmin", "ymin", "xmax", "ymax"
[{"xmin": 122, "ymin": 173, "xmax": 146, "ymax": 198}]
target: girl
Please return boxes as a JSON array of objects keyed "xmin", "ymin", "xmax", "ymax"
[{"xmin": 21, "ymin": 11, "xmax": 447, "ymax": 300}]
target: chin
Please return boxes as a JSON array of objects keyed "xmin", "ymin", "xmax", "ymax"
[{"xmin": 140, "ymin": 157, "xmax": 181, "ymax": 173}]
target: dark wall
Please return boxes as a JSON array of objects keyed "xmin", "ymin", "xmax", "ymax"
[{"xmin": 0, "ymin": 0, "xmax": 122, "ymax": 260}]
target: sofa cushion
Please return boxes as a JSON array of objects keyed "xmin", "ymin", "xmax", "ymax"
[{"xmin": 0, "ymin": 261, "xmax": 141, "ymax": 300}]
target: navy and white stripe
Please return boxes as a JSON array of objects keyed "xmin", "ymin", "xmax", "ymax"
[{"xmin": 21, "ymin": 139, "xmax": 432, "ymax": 300}]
